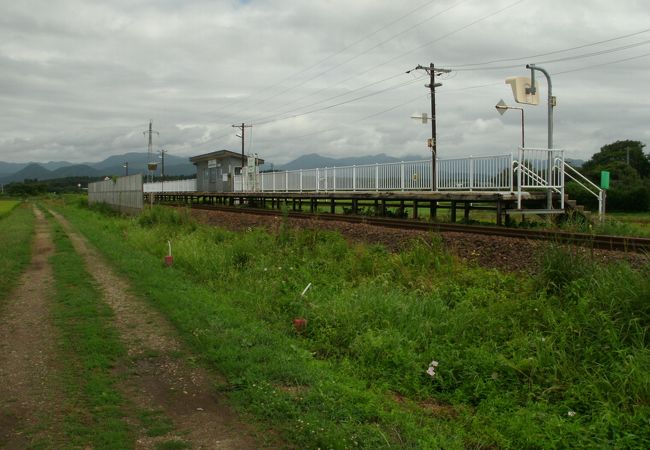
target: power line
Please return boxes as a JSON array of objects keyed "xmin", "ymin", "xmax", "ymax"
[
  {"xmin": 208, "ymin": 0, "xmax": 523, "ymax": 134},
  {"xmin": 245, "ymin": 0, "xmax": 522, "ymax": 128},
  {"xmin": 278, "ymin": 92, "xmax": 428, "ymax": 142},
  {"xmin": 314, "ymin": 0, "xmax": 526, "ymax": 97},
  {"xmin": 553, "ymin": 52, "xmax": 650, "ymax": 76},
  {"xmin": 453, "ymin": 38, "xmax": 650, "ymax": 71},
  {"xmin": 248, "ymin": 72, "xmax": 423, "ymax": 125},
  {"xmin": 449, "ymin": 27, "xmax": 650, "ymax": 68},
  {"xmin": 251, "ymin": 47, "xmax": 650, "ymax": 147},
  {"xmin": 252, "ymin": 75, "xmax": 425, "ymax": 126},
  {"xmin": 202, "ymin": 0, "xmax": 460, "ymax": 120},
  {"xmin": 247, "ymin": 0, "xmax": 471, "ymax": 113}
]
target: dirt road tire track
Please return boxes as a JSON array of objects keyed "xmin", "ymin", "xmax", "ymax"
[
  {"xmin": 0, "ymin": 207, "xmax": 64, "ymax": 448},
  {"xmin": 48, "ymin": 209, "xmax": 261, "ymax": 449}
]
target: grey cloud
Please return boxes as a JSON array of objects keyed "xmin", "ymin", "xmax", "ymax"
[{"xmin": 0, "ymin": 0, "xmax": 648, "ymax": 165}]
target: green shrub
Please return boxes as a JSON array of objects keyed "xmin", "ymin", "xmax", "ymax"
[
  {"xmin": 138, "ymin": 205, "xmax": 193, "ymax": 227},
  {"xmin": 535, "ymin": 244, "xmax": 596, "ymax": 294}
]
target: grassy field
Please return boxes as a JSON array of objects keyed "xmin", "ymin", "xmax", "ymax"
[
  {"xmin": 50, "ymin": 199, "xmax": 650, "ymax": 448},
  {"xmin": 605, "ymin": 212, "xmax": 650, "ymax": 236},
  {"xmin": 0, "ymin": 199, "xmax": 22, "ymax": 219},
  {"xmin": 0, "ymin": 203, "xmax": 34, "ymax": 302}
]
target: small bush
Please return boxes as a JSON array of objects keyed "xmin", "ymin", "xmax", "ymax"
[
  {"xmin": 535, "ymin": 244, "xmax": 595, "ymax": 295},
  {"xmin": 138, "ymin": 206, "xmax": 193, "ymax": 228},
  {"xmin": 88, "ymin": 201, "xmax": 122, "ymax": 217}
]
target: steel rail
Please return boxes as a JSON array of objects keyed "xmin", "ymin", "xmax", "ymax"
[{"xmin": 188, "ymin": 204, "xmax": 650, "ymax": 253}]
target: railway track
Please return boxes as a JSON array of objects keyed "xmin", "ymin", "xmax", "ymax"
[{"xmin": 189, "ymin": 204, "xmax": 650, "ymax": 254}]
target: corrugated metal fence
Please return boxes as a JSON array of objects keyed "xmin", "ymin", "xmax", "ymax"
[
  {"xmin": 88, "ymin": 174, "xmax": 143, "ymax": 214},
  {"xmin": 143, "ymin": 179, "xmax": 197, "ymax": 193}
]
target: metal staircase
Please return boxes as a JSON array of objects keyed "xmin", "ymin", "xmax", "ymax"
[{"xmin": 509, "ymin": 148, "xmax": 604, "ymax": 222}]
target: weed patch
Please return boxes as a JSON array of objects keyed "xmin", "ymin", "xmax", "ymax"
[
  {"xmin": 0, "ymin": 204, "xmax": 34, "ymax": 302},
  {"xmin": 51, "ymin": 202, "xmax": 650, "ymax": 448}
]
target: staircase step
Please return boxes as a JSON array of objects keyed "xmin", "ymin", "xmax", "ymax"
[{"xmin": 506, "ymin": 208, "xmax": 565, "ymax": 215}]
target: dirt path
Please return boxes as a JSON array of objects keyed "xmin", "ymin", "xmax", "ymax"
[
  {"xmin": 0, "ymin": 207, "xmax": 64, "ymax": 448},
  {"xmin": 48, "ymin": 209, "xmax": 261, "ymax": 449}
]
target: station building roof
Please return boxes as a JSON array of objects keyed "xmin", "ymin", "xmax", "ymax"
[{"xmin": 189, "ymin": 150, "xmax": 264, "ymax": 165}]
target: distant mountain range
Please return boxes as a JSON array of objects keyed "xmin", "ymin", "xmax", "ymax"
[
  {"xmin": 0, "ymin": 152, "xmax": 431, "ymax": 184},
  {"xmin": 0, "ymin": 152, "xmax": 581, "ymax": 184},
  {"xmin": 0, "ymin": 152, "xmax": 196, "ymax": 184},
  {"xmin": 276, "ymin": 153, "xmax": 428, "ymax": 171}
]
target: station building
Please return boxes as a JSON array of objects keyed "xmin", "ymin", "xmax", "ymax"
[{"xmin": 189, "ymin": 150, "xmax": 264, "ymax": 193}]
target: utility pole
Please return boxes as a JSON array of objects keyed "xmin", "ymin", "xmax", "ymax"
[
  {"xmin": 123, "ymin": 161, "xmax": 129, "ymax": 176},
  {"xmin": 159, "ymin": 149, "xmax": 167, "ymax": 193},
  {"xmin": 143, "ymin": 120, "xmax": 159, "ymax": 183},
  {"xmin": 232, "ymin": 122, "xmax": 252, "ymax": 169},
  {"xmin": 407, "ymin": 63, "xmax": 451, "ymax": 192}
]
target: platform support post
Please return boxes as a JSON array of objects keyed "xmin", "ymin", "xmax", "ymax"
[
  {"xmin": 464, "ymin": 202, "xmax": 470, "ymax": 222},
  {"xmin": 451, "ymin": 201, "xmax": 457, "ymax": 223},
  {"xmin": 496, "ymin": 200, "xmax": 503, "ymax": 226}
]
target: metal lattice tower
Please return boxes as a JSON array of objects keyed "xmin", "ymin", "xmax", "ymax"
[{"xmin": 143, "ymin": 120, "xmax": 159, "ymax": 183}]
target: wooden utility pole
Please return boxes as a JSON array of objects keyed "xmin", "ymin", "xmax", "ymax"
[
  {"xmin": 232, "ymin": 122, "xmax": 252, "ymax": 169},
  {"xmin": 407, "ymin": 63, "xmax": 450, "ymax": 192}
]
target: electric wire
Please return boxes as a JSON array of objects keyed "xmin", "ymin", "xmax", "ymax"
[
  {"xmin": 456, "ymin": 40, "xmax": 650, "ymax": 72},
  {"xmin": 204, "ymin": 0, "xmax": 460, "ymax": 120},
  {"xmin": 252, "ymin": 75, "xmax": 427, "ymax": 126},
  {"xmin": 279, "ymin": 92, "xmax": 429, "ymax": 142},
  {"xmin": 132, "ymin": 6, "xmax": 649, "ymax": 153},
  {"xmin": 449, "ymin": 27, "xmax": 650, "ymax": 68},
  {"xmin": 207, "ymin": 0, "xmax": 525, "ymax": 141},
  {"xmin": 452, "ymin": 38, "xmax": 650, "ymax": 71},
  {"xmin": 247, "ymin": 71, "xmax": 411, "ymax": 124},
  {"xmin": 553, "ymin": 52, "xmax": 650, "ymax": 76},
  {"xmin": 248, "ymin": 0, "xmax": 471, "ymax": 113},
  {"xmin": 253, "ymin": 46, "xmax": 649, "ymax": 147},
  {"xmin": 243, "ymin": 0, "xmax": 526, "ymax": 129},
  {"xmin": 308, "ymin": 0, "xmax": 526, "ymax": 100}
]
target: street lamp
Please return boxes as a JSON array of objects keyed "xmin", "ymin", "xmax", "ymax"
[
  {"xmin": 123, "ymin": 161, "xmax": 129, "ymax": 176},
  {"xmin": 495, "ymin": 99, "xmax": 525, "ymax": 148}
]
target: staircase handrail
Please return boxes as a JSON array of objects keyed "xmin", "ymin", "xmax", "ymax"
[
  {"xmin": 559, "ymin": 159, "xmax": 605, "ymax": 219},
  {"xmin": 513, "ymin": 159, "xmax": 561, "ymax": 192}
]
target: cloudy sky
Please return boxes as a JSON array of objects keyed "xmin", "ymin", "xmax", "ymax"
[{"xmin": 1, "ymin": 0, "xmax": 649, "ymax": 166}]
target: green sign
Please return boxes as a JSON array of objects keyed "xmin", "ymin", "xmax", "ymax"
[{"xmin": 600, "ymin": 171, "xmax": 610, "ymax": 189}]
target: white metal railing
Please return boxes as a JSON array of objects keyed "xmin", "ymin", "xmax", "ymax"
[
  {"xmin": 514, "ymin": 147, "xmax": 564, "ymax": 210},
  {"xmin": 437, "ymin": 154, "xmax": 513, "ymax": 191},
  {"xmin": 235, "ymin": 155, "xmax": 518, "ymax": 193},
  {"xmin": 143, "ymin": 179, "xmax": 197, "ymax": 193},
  {"xmin": 561, "ymin": 159, "xmax": 605, "ymax": 220}
]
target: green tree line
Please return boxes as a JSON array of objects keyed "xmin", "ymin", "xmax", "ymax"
[
  {"xmin": 566, "ymin": 140, "xmax": 650, "ymax": 211},
  {"xmin": 1, "ymin": 177, "xmax": 96, "ymax": 196}
]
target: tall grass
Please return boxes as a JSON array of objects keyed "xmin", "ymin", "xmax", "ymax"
[
  {"xmin": 0, "ymin": 204, "xmax": 34, "ymax": 302},
  {"xmin": 0, "ymin": 199, "xmax": 21, "ymax": 217},
  {"xmin": 55, "ymin": 201, "xmax": 650, "ymax": 448}
]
